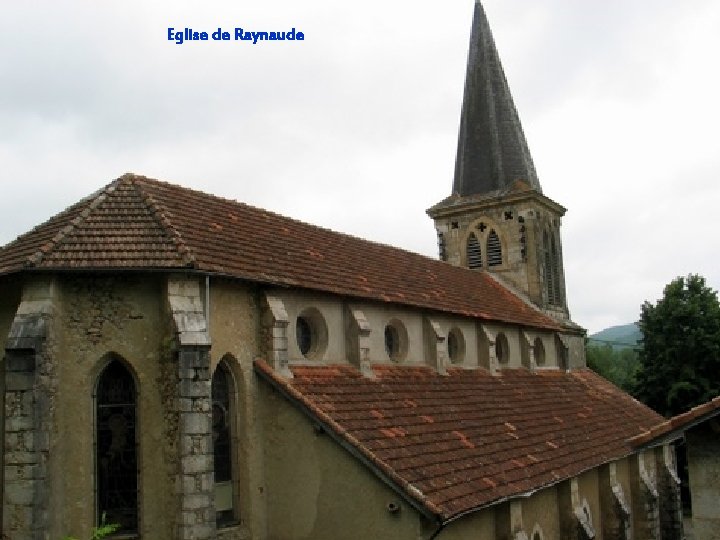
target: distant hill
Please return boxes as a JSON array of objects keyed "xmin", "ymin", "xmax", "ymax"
[{"xmin": 588, "ymin": 323, "xmax": 641, "ymax": 350}]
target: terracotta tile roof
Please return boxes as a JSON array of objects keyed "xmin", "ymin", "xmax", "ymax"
[
  {"xmin": 254, "ymin": 360, "xmax": 664, "ymax": 520},
  {"xmin": 628, "ymin": 395, "xmax": 720, "ymax": 449},
  {"xmin": 0, "ymin": 174, "xmax": 559, "ymax": 329}
]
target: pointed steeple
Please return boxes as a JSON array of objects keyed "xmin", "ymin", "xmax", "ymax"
[{"xmin": 453, "ymin": 0, "xmax": 540, "ymax": 197}]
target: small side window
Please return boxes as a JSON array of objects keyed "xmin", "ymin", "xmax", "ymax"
[
  {"xmin": 295, "ymin": 308, "xmax": 328, "ymax": 360},
  {"xmin": 495, "ymin": 333, "xmax": 509, "ymax": 364},
  {"xmin": 384, "ymin": 319, "xmax": 408, "ymax": 362},
  {"xmin": 534, "ymin": 337, "xmax": 545, "ymax": 366},
  {"xmin": 447, "ymin": 328, "xmax": 466, "ymax": 364}
]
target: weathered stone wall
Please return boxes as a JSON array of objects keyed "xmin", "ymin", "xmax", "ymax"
[
  {"xmin": 557, "ymin": 471, "xmax": 602, "ymax": 540},
  {"xmin": 655, "ymin": 445, "xmax": 683, "ymax": 540},
  {"xmin": 53, "ymin": 274, "xmax": 176, "ymax": 539},
  {"xmin": 522, "ymin": 486, "xmax": 562, "ymax": 539},
  {"xmin": 3, "ymin": 276, "xmax": 58, "ymax": 539},
  {"xmin": 209, "ymin": 278, "xmax": 264, "ymax": 540},
  {"xmin": 599, "ymin": 461, "xmax": 632, "ymax": 540},
  {"xmin": 630, "ymin": 450, "xmax": 661, "ymax": 540},
  {"xmin": 0, "ymin": 275, "xmax": 22, "ymax": 532},
  {"xmin": 687, "ymin": 422, "xmax": 720, "ymax": 540}
]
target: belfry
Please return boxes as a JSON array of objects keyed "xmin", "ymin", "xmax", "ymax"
[{"xmin": 428, "ymin": 0, "xmax": 570, "ymax": 322}]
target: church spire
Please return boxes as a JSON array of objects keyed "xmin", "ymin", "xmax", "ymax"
[
  {"xmin": 428, "ymin": 1, "xmax": 571, "ymax": 322},
  {"xmin": 453, "ymin": 0, "xmax": 540, "ymax": 197}
]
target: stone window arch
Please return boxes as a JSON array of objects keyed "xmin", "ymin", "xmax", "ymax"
[
  {"xmin": 212, "ymin": 357, "xmax": 239, "ymax": 527},
  {"xmin": 531, "ymin": 524, "xmax": 545, "ymax": 540},
  {"xmin": 487, "ymin": 229, "xmax": 503, "ymax": 266},
  {"xmin": 94, "ymin": 357, "xmax": 139, "ymax": 534},
  {"xmin": 466, "ymin": 232, "xmax": 482, "ymax": 269}
]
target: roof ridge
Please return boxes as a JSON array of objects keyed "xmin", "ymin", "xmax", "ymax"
[
  {"xmin": 25, "ymin": 179, "xmax": 123, "ymax": 268},
  {"xmin": 128, "ymin": 174, "xmax": 197, "ymax": 268}
]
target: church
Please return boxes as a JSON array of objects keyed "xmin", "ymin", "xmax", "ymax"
[{"xmin": 1, "ymin": 2, "xmax": 684, "ymax": 540}]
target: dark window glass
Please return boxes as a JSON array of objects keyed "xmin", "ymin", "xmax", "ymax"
[
  {"xmin": 96, "ymin": 360, "xmax": 138, "ymax": 534},
  {"xmin": 385, "ymin": 325, "xmax": 399, "ymax": 358},
  {"xmin": 212, "ymin": 363, "xmax": 235, "ymax": 526},
  {"xmin": 447, "ymin": 329, "xmax": 464, "ymax": 363},
  {"xmin": 296, "ymin": 316, "xmax": 312, "ymax": 356},
  {"xmin": 534, "ymin": 337, "xmax": 546, "ymax": 366},
  {"xmin": 212, "ymin": 367, "xmax": 231, "ymax": 483},
  {"xmin": 495, "ymin": 333, "xmax": 509, "ymax": 364}
]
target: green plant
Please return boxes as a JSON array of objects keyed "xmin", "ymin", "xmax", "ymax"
[{"xmin": 63, "ymin": 513, "xmax": 120, "ymax": 540}]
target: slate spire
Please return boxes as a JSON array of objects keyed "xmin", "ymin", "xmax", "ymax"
[{"xmin": 453, "ymin": 0, "xmax": 541, "ymax": 196}]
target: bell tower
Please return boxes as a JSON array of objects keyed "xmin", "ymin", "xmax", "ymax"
[{"xmin": 427, "ymin": 0, "xmax": 569, "ymax": 321}]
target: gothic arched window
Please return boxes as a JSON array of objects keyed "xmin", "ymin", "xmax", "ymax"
[
  {"xmin": 96, "ymin": 359, "xmax": 138, "ymax": 534},
  {"xmin": 212, "ymin": 360, "xmax": 238, "ymax": 526},
  {"xmin": 466, "ymin": 233, "xmax": 482, "ymax": 269},
  {"xmin": 487, "ymin": 229, "xmax": 502, "ymax": 267}
]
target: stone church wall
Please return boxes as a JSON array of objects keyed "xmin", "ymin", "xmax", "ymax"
[
  {"xmin": 0, "ymin": 276, "xmax": 22, "ymax": 532},
  {"xmin": 51, "ymin": 274, "xmax": 176, "ymax": 539},
  {"xmin": 208, "ymin": 278, "xmax": 266, "ymax": 540}
]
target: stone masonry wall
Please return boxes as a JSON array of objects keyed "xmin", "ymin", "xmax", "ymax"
[
  {"xmin": 3, "ymin": 277, "xmax": 57, "ymax": 540},
  {"xmin": 656, "ymin": 446, "xmax": 683, "ymax": 540},
  {"xmin": 168, "ymin": 276, "xmax": 216, "ymax": 540},
  {"xmin": 176, "ymin": 346, "xmax": 215, "ymax": 539}
]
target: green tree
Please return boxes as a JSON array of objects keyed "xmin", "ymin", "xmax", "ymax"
[
  {"xmin": 634, "ymin": 274, "xmax": 720, "ymax": 417},
  {"xmin": 586, "ymin": 343, "xmax": 639, "ymax": 393}
]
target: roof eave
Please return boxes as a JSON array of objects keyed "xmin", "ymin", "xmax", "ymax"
[{"xmin": 628, "ymin": 399, "xmax": 720, "ymax": 451}]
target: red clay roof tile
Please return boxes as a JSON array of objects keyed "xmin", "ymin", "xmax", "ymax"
[
  {"xmin": 255, "ymin": 360, "xmax": 664, "ymax": 520},
  {"xmin": 0, "ymin": 174, "xmax": 559, "ymax": 330}
]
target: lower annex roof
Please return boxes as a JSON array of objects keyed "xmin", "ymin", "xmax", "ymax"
[{"xmin": 255, "ymin": 360, "xmax": 665, "ymax": 522}]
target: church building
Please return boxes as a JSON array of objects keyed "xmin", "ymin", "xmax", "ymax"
[{"xmin": 1, "ymin": 2, "xmax": 683, "ymax": 539}]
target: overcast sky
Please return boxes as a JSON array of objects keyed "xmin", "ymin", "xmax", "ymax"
[{"xmin": 1, "ymin": 0, "xmax": 719, "ymax": 334}]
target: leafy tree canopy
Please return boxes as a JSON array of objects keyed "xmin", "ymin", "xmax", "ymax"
[
  {"xmin": 634, "ymin": 274, "xmax": 720, "ymax": 417},
  {"xmin": 586, "ymin": 344, "xmax": 639, "ymax": 393}
]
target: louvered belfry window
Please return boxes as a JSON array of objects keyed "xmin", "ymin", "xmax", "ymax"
[
  {"xmin": 487, "ymin": 230, "xmax": 502, "ymax": 267},
  {"xmin": 550, "ymin": 234, "xmax": 563, "ymax": 305},
  {"xmin": 466, "ymin": 233, "xmax": 482, "ymax": 269},
  {"xmin": 96, "ymin": 360, "xmax": 138, "ymax": 534},
  {"xmin": 543, "ymin": 230, "xmax": 556, "ymax": 304},
  {"xmin": 543, "ymin": 229, "xmax": 563, "ymax": 306}
]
